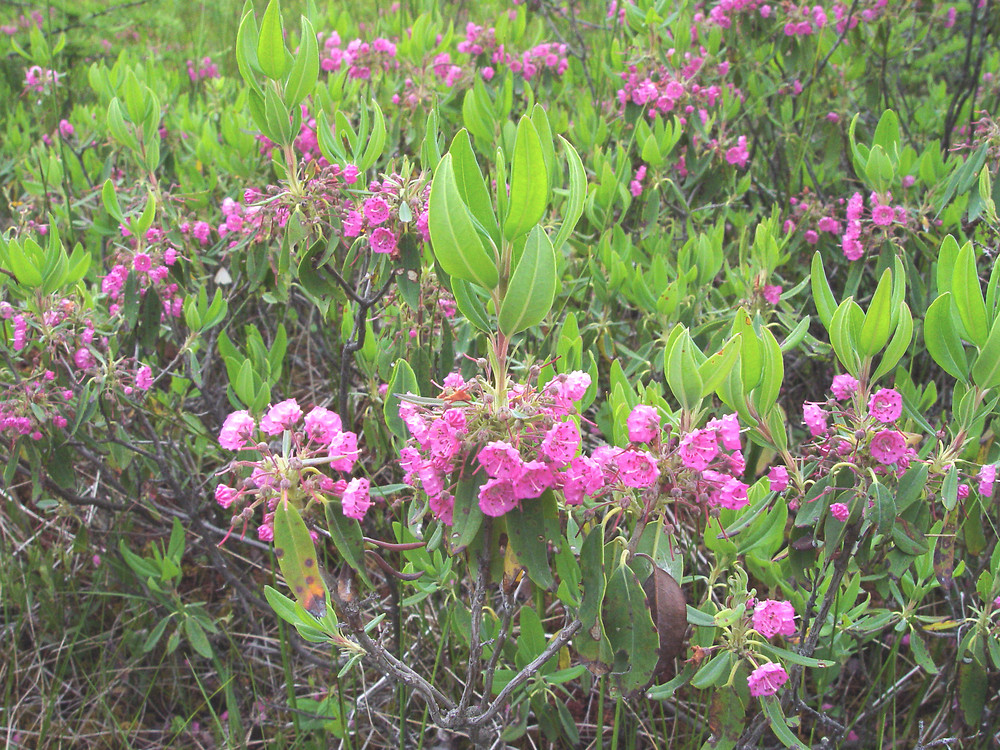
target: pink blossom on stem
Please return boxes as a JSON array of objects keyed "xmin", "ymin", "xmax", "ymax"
[
  {"xmin": 978, "ymin": 463, "xmax": 996, "ymax": 497},
  {"xmin": 304, "ymin": 406, "xmax": 343, "ymax": 444},
  {"xmin": 803, "ymin": 402, "xmax": 827, "ymax": 436},
  {"xmin": 870, "ymin": 430, "xmax": 907, "ymax": 465},
  {"xmin": 830, "ymin": 502, "xmax": 850, "ymax": 522},
  {"xmin": 219, "ymin": 410, "xmax": 256, "ymax": 450},
  {"xmin": 869, "ymin": 388, "xmax": 902, "ymax": 423},
  {"xmin": 626, "ymin": 404, "xmax": 660, "ymax": 443},
  {"xmin": 341, "ymin": 477, "xmax": 372, "ymax": 519},
  {"xmin": 831, "ymin": 374, "xmax": 858, "ymax": 401},
  {"xmin": 768, "ymin": 466, "xmax": 789, "ymax": 492},
  {"xmin": 260, "ymin": 398, "xmax": 304, "ymax": 435},
  {"xmin": 748, "ymin": 662, "xmax": 789, "ymax": 697},
  {"xmin": 753, "ymin": 599, "xmax": 797, "ymax": 638}
]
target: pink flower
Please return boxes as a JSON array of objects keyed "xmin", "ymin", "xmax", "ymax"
[
  {"xmin": 541, "ymin": 420, "xmax": 581, "ymax": 465},
  {"xmin": 479, "ymin": 477, "xmax": 519, "ymax": 516},
  {"xmin": 870, "ymin": 430, "xmax": 907, "ymax": 465},
  {"xmin": 869, "ymin": 388, "xmax": 902, "ymax": 423},
  {"xmin": 219, "ymin": 410, "xmax": 255, "ymax": 450},
  {"xmin": 871, "ymin": 204, "xmax": 895, "ymax": 226},
  {"xmin": 343, "ymin": 164, "xmax": 360, "ymax": 184},
  {"xmin": 763, "ymin": 285, "xmax": 782, "ymax": 305},
  {"xmin": 343, "ymin": 210, "xmax": 364, "ymax": 237},
  {"xmin": 479, "ymin": 441, "xmax": 523, "ymax": 479},
  {"xmin": 725, "ymin": 136, "xmax": 749, "ymax": 168},
  {"xmin": 679, "ymin": 428, "xmax": 719, "ymax": 471},
  {"xmin": 618, "ymin": 450, "xmax": 660, "ymax": 488},
  {"xmin": 627, "ymin": 405, "xmax": 660, "ymax": 443},
  {"xmin": 753, "ymin": 599, "xmax": 797, "ymax": 638},
  {"xmin": 978, "ymin": 464, "xmax": 996, "ymax": 497},
  {"xmin": 831, "ymin": 374, "xmax": 858, "ymax": 401},
  {"xmin": 58, "ymin": 119, "xmax": 74, "ymax": 137},
  {"xmin": 803, "ymin": 402, "xmax": 827, "ymax": 436},
  {"xmin": 304, "ymin": 406, "xmax": 343, "ymax": 444},
  {"xmin": 513, "ymin": 460, "xmax": 555, "ymax": 499},
  {"xmin": 711, "ymin": 413, "xmax": 742, "ymax": 451},
  {"xmin": 768, "ymin": 466, "xmax": 789, "ymax": 492},
  {"xmin": 328, "ymin": 431, "xmax": 359, "ymax": 472},
  {"xmin": 341, "ymin": 477, "xmax": 372, "ymax": 520},
  {"xmin": 135, "ymin": 365, "xmax": 153, "ymax": 390},
  {"xmin": 561, "ymin": 456, "xmax": 605, "ymax": 505},
  {"xmin": 215, "ymin": 484, "xmax": 238, "ymax": 509},
  {"xmin": 260, "ymin": 398, "xmax": 303, "ymax": 435},
  {"xmin": 830, "ymin": 502, "xmax": 849, "ymax": 522},
  {"xmin": 713, "ymin": 476, "xmax": 749, "ymax": 510},
  {"xmin": 133, "ymin": 253, "xmax": 152, "ymax": 273},
  {"xmin": 74, "ymin": 347, "xmax": 94, "ymax": 370},
  {"xmin": 748, "ymin": 662, "xmax": 789, "ymax": 697},
  {"xmin": 369, "ymin": 227, "xmax": 397, "ymax": 254},
  {"xmin": 363, "ymin": 195, "xmax": 391, "ymax": 225}
]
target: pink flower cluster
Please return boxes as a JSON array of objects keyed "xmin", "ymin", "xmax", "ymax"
[
  {"xmin": 319, "ymin": 32, "xmax": 398, "ymax": 80},
  {"xmin": 216, "ymin": 400, "xmax": 367, "ymax": 542},
  {"xmin": 23, "ymin": 65, "xmax": 61, "ymax": 95},
  {"xmin": 186, "ymin": 57, "xmax": 220, "ymax": 83},
  {"xmin": 398, "ymin": 372, "xmax": 601, "ymax": 523},
  {"xmin": 1, "ymin": 9, "xmax": 45, "ymax": 35},
  {"xmin": 100, "ymin": 224, "xmax": 183, "ymax": 320},
  {"xmin": 343, "ymin": 173, "xmax": 431, "ymax": 253},
  {"xmin": 841, "ymin": 191, "xmax": 907, "ymax": 261},
  {"xmin": 456, "ymin": 22, "xmax": 569, "ymax": 81}
]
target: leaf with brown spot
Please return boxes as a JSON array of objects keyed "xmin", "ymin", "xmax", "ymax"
[
  {"xmin": 708, "ymin": 687, "xmax": 746, "ymax": 744},
  {"xmin": 641, "ymin": 564, "xmax": 687, "ymax": 684},
  {"xmin": 273, "ymin": 492, "xmax": 328, "ymax": 618}
]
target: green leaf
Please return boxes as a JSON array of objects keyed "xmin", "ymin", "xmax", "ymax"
[
  {"xmin": 753, "ymin": 326, "xmax": 784, "ymax": 414},
  {"xmin": 699, "ymin": 336, "xmax": 742, "ymax": 398},
  {"xmin": 666, "ymin": 329, "xmax": 703, "ymax": 411},
  {"xmin": 283, "ymin": 15, "xmax": 319, "ymax": 108},
  {"xmin": 449, "ymin": 458, "xmax": 486, "ymax": 554},
  {"xmin": 829, "ymin": 298, "xmax": 864, "ymax": 377},
  {"xmin": 506, "ymin": 489, "xmax": 556, "ymax": 590},
  {"xmin": 810, "ymin": 252, "xmax": 837, "ymax": 330},
  {"xmin": 690, "ymin": 651, "xmax": 733, "ymax": 689},
  {"xmin": 428, "ymin": 154, "xmax": 499, "ymax": 289},
  {"xmin": 236, "ymin": 7, "xmax": 264, "ymax": 95},
  {"xmin": 385, "ymin": 359, "xmax": 419, "ymax": 441},
  {"xmin": 451, "ymin": 277, "xmax": 493, "ymax": 333},
  {"xmin": 550, "ymin": 136, "xmax": 587, "ymax": 252},
  {"xmin": 760, "ymin": 695, "xmax": 806, "ymax": 749},
  {"xmin": 448, "ymin": 129, "xmax": 500, "ymax": 246},
  {"xmin": 324, "ymin": 502, "xmax": 373, "ymax": 588},
  {"xmin": 498, "ymin": 226, "xmax": 557, "ymax": 335},
  {"xmin": 603, "ymin": 563, "xmax": 659, "ymax": 691},
  {"xmin": 273, "ymin": 495, "xmax": 328, "ymax": 618},
  {"xmin": 923, "ymin": 294, "xmax": 969, "ymax": 381},
  {"xmin": 102, "ymin": 179, "xmax": 125, "ymax": 224},
  {"xmin": 971, "ymin": 317, "xmax": 1000, "ymax": 390},
  {"xmin": 953, "ymin": 243, "xmax": 988, "ymax": 347},
  {"xmin": 871, "ymin": 303, "xmax": 912, "ymax": 382},
  {"xmin": 859, "ymin": 268, "xmax": 893, "ymax": 357},
  {"xmin": 358, "ymin": 99, "xmax": 386, "ymax": 172},
  {"xmin": 758, "ymin": 643, "xmax": 834, "ymax": 669},
  {"xmin": 869, "ymin": 482, "xmax": 896, "ymax": 537},
  {"xmin": 504, "ymin": 115, "xmax": 549, "ymax": 240},
  {"xmin": 257, "ymin": 0, "xmax": 290, "ymax": 80},
  {"xmin": 184, "ymin": 617, "xmax": 214, "ymax": 659}
]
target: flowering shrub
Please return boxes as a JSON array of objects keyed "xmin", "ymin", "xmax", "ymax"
[{"xmin": 3, "ymin": 0, "xmax": 1000, "ymax": 747}]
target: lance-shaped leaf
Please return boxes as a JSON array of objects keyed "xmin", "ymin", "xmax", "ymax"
[
  {"xmin": 871, "ymin": 302, "xmax": 913, "ymax": 382},
  {"xmin": 811, "ymin": 252, "xmax": 838, "ymax": 331},
  {"xmin": 504, "ymin": 115, "xmax": 549, "ymax": 240},
  {"xmin": 324, "ymin": 501, "xmax": 372, "ymax": 588},
  {"xmin": 666, "ymin": 329, "xmax": 703, "ymax": 411},
  {"xmin": 499, "ymin": 226, "xmax": 557, "ymax": 335},
  {"xmin": 699, "ymin": 335, "xmax": 742, "ymax": 397},
  {"xmin": 506, "ymin": 489, "xmax": 557, "ymax": 590},
  {"xmin": 753, "ymin": 326, "xmax": 784, "ymax": 414},
  {"xmin": 384, "ymin": 359, "xmax": 419, "ymax": 442},
  {"xmin": 283, "ymin": 15, "xmax": 319, "ymax": 109},
  {"xmin": 603, "ymin": 563, "xmax": 659, "ymax": 691},
  {"xmin": 273, "ymin": 494, "xmax": 328, "ymax": 618},
  {"xmin": 449, "ymin": 129, "xmax": 500, "ymax": 247},
  {"xmin": 924, "ymin": 294, "xmax": 969, "ymax": 381},
  {"xmin": 257, "ymin": 0, "xmax": 290, "ymax": 80},
  {"xmin": 953, "ymin": 242, "xmax": 988, "ymax": 347},
  {"xmin": 859, "ymin": 268, "xmax": 893, "ymax": 357},
  {"xmin": 449, "ymin": 456, "xmax": 487, "ymax": 554},
  {"xmin": 972, "ymin": 317, "xmax": 1000, "ymax": 389},
  {"xmin": 550, "ymin": 135, "xmax": 587, "ymax": 252},
  {"xmin": 428, "ymin": 153, "xmax": 499, "ymax": 290}
]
